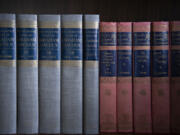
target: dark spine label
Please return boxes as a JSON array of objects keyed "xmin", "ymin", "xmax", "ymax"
[{"xmin": 39, "ymin": 28, "xmax": 60, "ymax": 60}]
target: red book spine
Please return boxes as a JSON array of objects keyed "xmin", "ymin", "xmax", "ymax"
[
  {"xmin": 152, "ymin": 22, "xmax": 170, "ymax": 133},
  {"xmin": 117, "ymin": 22, "xmax": 133, "ymax": 133},
  {"xmin": 100, "ymin": 22, "xmax": 117, "ymax": 133},
  {"xmin": 133, "ymin": 22, "xmax": 152, "ymax": 133},
  {"xmin": 171, "ymin": 21, "xmax": 180, "ymax": 133}
]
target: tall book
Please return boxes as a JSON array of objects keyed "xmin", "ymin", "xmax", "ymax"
[
  {"xmin": 0, "ymin": 14, "xmax": 16, "ymax": 134},
  {"xmin": 17, "ymin": 14, "xmax": 38, "ymax": 134},
  {"xmin": 100, "ymin": 22, "xmax": 117, "ymax": 133},
  {"xmin": 117, "ymin": 22, "xmax": 133, "ymax": 133},
  {"xmin": 61, "ymin": 15, "xmax": 83, "ymax": 134},
  {"xmin": 83, "ymin": 15, "xmax": 99, "ymax": 134},
  {"xmin": 38, "ymin": 15, "xmax": 61, "ymax": 134},
  {"xmin": 171, "ymin": 21, "xmax": 180, "ymax": 133},
  {"xmin": 133, "ymin": 22, "xmax": 152, "ymax": 133},
  {"xmin": 152, "ymin": 22, "xmax": 170, "ymax": 133}
]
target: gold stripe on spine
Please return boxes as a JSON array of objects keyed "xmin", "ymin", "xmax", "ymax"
[
  {"xmin": 18, "ymin": 60, "xmax": 38, "ymax": 67},
  {"xmin": 0, "ymin": 60, "xmax": 16, "ymax": 67},
  {"xmin": 117, "ymin": 77, "xmax": 132, "ymax": 83},
  {"xmin": 0, "ymin": 20, "xmax": 15, "ymax": 27},
  {"xmin": 152, "ymin": 77, "xmax": 169, "ymax": 83},
  {"xmin": 62, "ymin": 22, "xmax": 82, "ymax": 28},
  {"xmin": 171, "ymin": 77, "xmax": 180, "ymax": 82},
  {"xmin": 62, "ymin": 60, "xmax": 82, "ymax": 67},
  {"xmin": 85, "ymin": 22, "xmax": 99, "ymax": 29},
  {"xmin": 39, "ymin": 21, "xmax": 60, "ymax": 28},
  {"xmin": 100, "ymin": 46, "xmax": 116, "ymax": 50},
  {"xmin": 133, "ymin": 46, "xmax": 150, "ymax": 50},
  {"xmin": 117, "ymin": 46, "xmax": 132, "ymax": 50},
  {"xmin": 39, "ymin": 60, "xmax": 60, "ymax": 67},
  {"xmin": 84, "ymin": 61, "xmax": 98, "ymax": 68},
  {"xmin": 100, "ymin": 77, "xmax": 116, "ymax": 83},
  {"xmin": 171, "ymin": 46, "xmax": 180, "ymax": 50},
  {"xmin": 134, "ymin": 77, "xmax": 150, "ymax": 83},
  {"xmin": 152, "ymin": 46, "xmax": 169, "ymax": 50},
  {"xmin": 17, "ymin": 21, "xmax": 37, "ymax": 28}
]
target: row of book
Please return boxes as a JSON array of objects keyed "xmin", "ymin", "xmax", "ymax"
[
  {"xmin": 0, "ymin": 13, "xmax": 99, "ymax": 134},
  {"xmin": 100, "ymin": 21, "xmax": 180, "ymax": 134},
  {"xmin": 0, "ymin": 13, "xmax": 180, "ymax": 134}
]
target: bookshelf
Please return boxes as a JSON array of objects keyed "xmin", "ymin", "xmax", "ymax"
[
  {"xmin": 0, "ymin": 0, "xmax": 179, "ymax": 22},
  {"xmin": 0, "ymin": 0, "xmax": 179, "ymax": 135}
]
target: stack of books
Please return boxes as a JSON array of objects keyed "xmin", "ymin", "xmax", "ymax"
[{"xmin": 0, "ymin": 13, "xmax": 180, "ymax": 134}]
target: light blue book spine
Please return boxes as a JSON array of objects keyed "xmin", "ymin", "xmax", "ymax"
[
  {"xmin": 61, "ymin": 14, "xmax": 83, "ymax": 134},
  {"xmin": 0, "ymin": 14, "xmax": 16, "ymax": 134},
  {"xmin": 17, "ymin": 14, "xmax": 38, "ymax": 134},
  {"xmin": 38, "ymin": 15, "xmax": 61, "ymax": 134},
  {"xmin": 83, "ymin": 15, "xmax": 99, "ymax": 134}
]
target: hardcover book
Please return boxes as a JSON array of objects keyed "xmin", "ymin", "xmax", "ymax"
[
  {"xmin": 61, "ymin": 15, "xmax": 83, "ymax": 134},
  {"xmin": 17, "ymin": 14, "xmax": 38, "ymax": 134},
  {"xmin": 38, "ymin": 15, "xmax": 61, "ymax": 134},
  {"xmin": 133, "ymin": 22, "xmax": 152, "ymax": 133},
  {"xmin": 152, "ymin": 22, "xmax": 170, "ymax": 133},
  {"xmin": 0, "ymin": 14, "xmax": 16, "ymax": 134},
  {"xmin": 100, "ymin": 22, "xmax": 117, "ymax": 133},
  {"xmin": 117, "ymin": 22, "xmax": 133, "ymax": 133},
  {"xmin": 171, "ymin": 21, "xmax": 180, "ymax": 133},
  {"xmin": 83, "ymin": 15, "xmax": 99, "ymax": 134}
]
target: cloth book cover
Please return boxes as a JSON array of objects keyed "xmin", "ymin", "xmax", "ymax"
[
  {"xmin": 83, "ymin": 14, "xmax": 99, "ymax": 134},
  {"xmin": 117, "ymin": 22, "xmax": 133, "ymax": 133},
  {"xmin": 152, "ymin": 22, "xmax": 170, "ymax": 133},
  {"xmin": 61, "ymin": 14, "xmax": 83, "ymax": 134},
  {"xmin": 100, "ymin": 22, "xmax": 117, "ymax": 133},
  {"xmin": 133, "ymin": 22, "xmax": 152, "ymax": 133},
  {"xmin": 17, "ymin": 14, "xmax": 38, "ymax": 134},
  {"xmin": 0, "ymin": 14, "xmax": 16, "ymax": 134},
  {"xmin": 171, "ymin": 21, "xmax": 180, "ymax": 133},
  {"xmin": 38, "ymin": 15, "xmax": 61, "ymax": 134}
]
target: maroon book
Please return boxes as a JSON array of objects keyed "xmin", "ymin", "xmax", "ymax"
[
  {"xmin": 171, "ymin": 21, "xmax": 180, "ymax": 133},
  {"xmin": 100, "ymin": 22, "xmax": 117, "ymax": 133},
  {"xmin": 152, "ymin": 22, "xmax": 170, "ymax": 133},
  {"xmin": 133, "ymin": 22, "xmax": 152, "ymax": 133},
  {"xmin": 117, "ymin": 22, "xmax": 133, "ymax": 133}
]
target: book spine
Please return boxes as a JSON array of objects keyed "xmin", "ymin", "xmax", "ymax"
[
  {"xmin": 38, "ymin": 15, "xmax": 61, "ymax": 134},
  {"xmin": 152, "ymin": 22, "xmax": 170, "ymax": 133},
  {"xmin": 0, "ymin": 14, "xmax": 16, "ymax": 134},
  {"xmin": 17, "ymin": 14, "xmax": 38, "ymax": 134},
  {"xmin": 117, "ymin": 22, "xmax": 133, "ymax": 133},
  {"xmin": 83, "ymin": 15, "xmax": 99, "ymax": 134},
  {"xmin": 133, "ymin": 22, "xmax": 152, "ymax": 133},
  {"xmin": 100, "ymin": 22, "xmax": 117, "ymax": 133},
  {"xmin": 171, "ymin": 21, "xmax": 180, "ymax": 133},
  {"xmin": 61, "ymin": 15, "xmax": 83, "ymax": 134}
]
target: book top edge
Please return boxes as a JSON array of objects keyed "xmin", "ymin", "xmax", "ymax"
[
  {"xmin": 0, "ymin": 13, "xmax": 15, "ymax": 20},
  {"xmin": 133, "ymin": 22, "xmax": 151, "ymax": 25},
  {"xmin": 84, "ymin": 15, "xmax": 99, "ymax": 22},
  {"xmin": 100, "ymin": 22, "xmax": 116, "ymax": 25},
  {"xmin": 133, "ymin": 22, "xmax": 150, "ymax": 32},
  {"xmin": 152, "ymin": 22, "xmax": 169, "ymax": 32},
  {"xmin": 171, "ymin": 21, "xmax": 180, "ymax": 25},
  {"xmin": 17, "ymin": 14, "xmax": 37, "ymax": 21},
  {"xmin": 171, "ymin": 21, "xmax": 180, "ymax": 31},
  {"xmin": 61, "ymin": 14, "xmax": 82, "ymax": 22},
  {"xmin": 117, "ymin": 22, "xmax": 132, "ymax": 25},
  {"xmin": 152, "ymin": 21, "xmax": 169, "ymax": 25},
  {"xmin": 38, "ymin": 15, "xmax": 60, "ymax": 22}
]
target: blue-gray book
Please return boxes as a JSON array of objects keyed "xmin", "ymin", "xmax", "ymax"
[
  {"xmin": 83, "ymin": 14, "xmax": 99, "ymax": 134},
  {"xmin": 0, "ymin": 13, "xmax": 16, "ymax": 134},
  {"xmin": 38, "ymin": 14, "xmax": 61, "ymax": 134},
  {"xmin": 61, "ymin": 14, "xmax": 83, "ymax": 134},
  {"xmin": 17, "ymin": 14, "xmax": 38, "ymax": 134}
]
